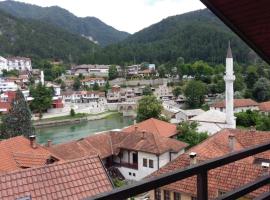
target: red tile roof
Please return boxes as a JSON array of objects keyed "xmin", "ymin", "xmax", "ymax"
[
  {"xmin": 0, "ymin": 136, "xmax": 61, "ymax": 173},
  {"xmin": 123, "ymin": 118, "xmax": 178, "ymax": 138},
  {"xmin": 49, "ymin": 130, "xmax": 188, "ymax": 160},
  {"xmin": 259, "ymin": 101, "xmax": 270, "ymax": 112},
  {"xmin": 212, "ymin": 99, "xmax": 258, "ymax": 108},
  {"xmin": 0, "ymin": 155, "xmax": 113, "ymax": 200},
  {"xmin": 150, "ymin": 129, "xmax": 270, "ymax": 199}
]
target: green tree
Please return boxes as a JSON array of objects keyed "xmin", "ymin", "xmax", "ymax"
[
  {"xmin": 108, "ymin": 65, "xmax": 118, "ymax": 80},
  {"xmin": 184, "ymin": 80, "xmax": 207, "ymax": 108},
  {"xmin": 137, "ymin": 95, "xmax": 163, "ymax": 122},
  {"xmin": 252, "ymin": 78, "xmax": 270, "ymax": 102},
  {"xmin": 177, "ymin": 121, "xmax": 208, "ymax": 148},
  {"xmin": 172, "ymin": 86, "xmax": 182, "ymax": 97},
  {"xmin": 93, "ymin": 82, "xmax": 100, "ymax": 91},
  {"xmin": 142, "ymin": 85, "xmax": 153, "ymax": 96},
  {"xmin": 245, "ymin": 66, "xmax": 258, "ymax": 88},
  {"xmin": 157, "ymin": 65, "xmax": 166, "ymax": 78},
  {"xmin": 73, "ymin": 77, "xmax": 81, "ymax": 91},
  {"xmin": 1, "ymin": 90, "xmax": 35, "ymax": 139},
  {"xmin": 70, "ymin": 109, "xmax": 75, "ymax": 117},
  {"xmin": 30, "ymin": 83, "xmax": 53, "ymax": 119}
]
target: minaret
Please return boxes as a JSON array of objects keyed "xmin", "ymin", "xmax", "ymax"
[
  {"xmin": 224, "ymin": 42, "xmax": 236, "ymax": 128},
  {"xmin": 40, "ymin": 70, "xmax": 45, "ymax": 86}
]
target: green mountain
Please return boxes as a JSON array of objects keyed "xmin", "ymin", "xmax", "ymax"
[
  {"xmin": 0, "ymin": 0, "xmax": 130, "ymax": 46},
  {"xmin": 95, "ymin": 9, "xmax": 253, "ymax": 65},
  {"xmin": 0, "ymin": 10, "xmax": 99, "ymax": 63}
]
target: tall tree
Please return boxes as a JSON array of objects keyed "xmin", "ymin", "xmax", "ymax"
[
  {"xmin": 30, "ymin": 83, "xmax": 53, "ymax": 119},
  {"xmin": 184, "ymin": 80, "xmax": 207, "ymax": 108},
  {"xmin": 137, "ymin": 95, "xmax": 162, "ymax": 122},
  {"xmin": 142, "ymin": 85, "xmax": 153, "ymax": 96},
  {"xmin": 1, "ymin": 90, "xmax": 35, "ymax": 138},
  {"xmin": 73, "ymin": 77, "xmax": 81, "ymax": 91},
  {"xmin": 108, "ymin": 65, "xmax": 118, "ymax": 80},
  {"xmin": 252, "ymin": 78, "xmax": 270, "ymax": 102}
]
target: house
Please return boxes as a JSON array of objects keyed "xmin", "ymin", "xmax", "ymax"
[
  {"xmin": 0, "ymin": 80, "xmax": 19, "ymax": 92},
  {"xmin": 0, "ymin": 56, "xmax": 8, "ymax": 73},
  {"xmin": 81, "ymin": 77, "xmax": 106, "ymax": 87},
  {"xmin": 172, "ymin": 109, "xmax": 205, "ymax": 124},
  {"xmin": 154, "ymin": 85, "xmax": 173, "ymax": 100},
  {"xmin": 0, "ymin": 135, "xmax": 61, "ymax": 173},
  {"xmin": 149, "ymin": 128, "xmax": 270, "ymax": 200},
  {"xmin": 123, "ymin": 118, "xmax": 179, "ymax": 138},
  {"xmin": 107, "ymin": 86, "xmax": 135, "ymax": 103},
  {"xmin": 48, "ymin": 129, "xmax": 187, "ymax": 181},
  {"xmin": 46, "ymin": 82, "xmax": 61, "ymax": 96},
  {"xmin": 0, "ymin": 91, "xmax": 16, "ymax": 113},
  {"xmin": 211, "ymin": 98, "xmax": 259, "ymax": 113},
  {"xmin": 72, "ymin": 64, "xmax": 111, "ymax": 77},
  {"xmin": 0, "ymin": 155, "xmax": 113, "ymax": 200},
  {"xmin": 6, "ymin": 56, "xmax": 32, "ymax": 71},
  {"xmin": 62, "ymin": 91, "xmax": 106, "ymax": 103},
  {"xmin": 259, "ymin": 101, "xmax": 270, "ymax": 115},
  {"xmin": 189, "ymin": 110, "xmax": 229, "ymax": 135}
]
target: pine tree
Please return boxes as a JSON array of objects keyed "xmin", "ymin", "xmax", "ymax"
[{"xmin": 1, "ymin": 90, "xmax": 35, "ymax": 139}]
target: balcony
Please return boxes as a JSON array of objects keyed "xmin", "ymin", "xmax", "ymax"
[
  {"xmin": 113, "ymin": 162, "xmax": 138, "ymax": 170},
  {"xmin": 88, "ymin": 141, "xmax": 270, "ymax": 200}
]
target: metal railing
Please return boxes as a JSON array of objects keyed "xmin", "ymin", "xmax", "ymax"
[{"xmin": 87, "ymin": 141, "xmax": 270, "ymax": 200}]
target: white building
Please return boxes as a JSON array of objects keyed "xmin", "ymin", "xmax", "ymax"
[
  {"xmin": 210, "ymin": 98, "xmax": 259, "ymax": 113},
  {"xmin": 48, "ymin": 129, "xmax": 188, "ymax": 182},
  {"xmin": 62, "ymin": 91, "xmax": 106, "ymax": 103},
  {"xmin": 81, "ymin": 77, "xmax": 106, "ymax": 87},
  {"xmin": 0, "ymin": 57, "xmax": 8, "ymax": 73},
  {"xmin": 173, "ymin": 109, "xmax": 205, "ymax": 124},
  {"xmin": 72, "ymin": 64, "xmax": 110, "ymax": 77},
  {"xmin": 0, "ymin": 80, "xmax": 19, "ymax": 92},
  {"xmin": 6, "ymin": 57, "xmax": 32, "ymax": 71},
  {"xmin": 46, "ymin": 82, "xmax": 61, "ymax": 96}
]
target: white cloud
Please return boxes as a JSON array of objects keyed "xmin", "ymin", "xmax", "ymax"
[{"xmin": 8, "ymin": 0, "xmax": 205, "ymax": 33}]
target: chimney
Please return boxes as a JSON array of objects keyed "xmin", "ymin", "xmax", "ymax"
[
  {"xmin": 228, "ymin": 134, "xmax": 235, "ymax": 152},
  {"xmin": 189, "ymin": 152, "xmax": 197, "ymax": 165},
  {"xmin": 141, "ymin": 130, "xmax": 146, "ymax": 139},
  {"xmin": 261, "ymin": 162, "xmax": 269, "ymax": 176},
  {"xmin": 134, "ymin": 125, "xmax": 138, "ymax": 132},
  {"xmin": 29, "ymin": 135, "xmax": 37, "ymax": 149},
  {"xmin": 47, "ymin": 140, "xmax": 52, "ymax": 147}
]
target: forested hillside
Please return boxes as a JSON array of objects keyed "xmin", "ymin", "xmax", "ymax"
[
  {"xmin": 90, "ymin": 9, "xmax": 255, "ymax": 65},
  {"xmin": 0, "ymin": 10, "xmax": 99, "ymax": 63},
  {"xmin": 0, "ymin": 0, "xmax": 130, "ymax": 46}
]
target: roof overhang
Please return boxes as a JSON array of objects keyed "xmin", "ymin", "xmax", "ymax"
[{"xmin": 200, "ymin": 0, "xmax": 270, "ymax": 64}]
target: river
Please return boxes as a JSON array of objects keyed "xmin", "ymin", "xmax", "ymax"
[{"xmin": 36, "ymin": 114, "xmax": 134, "ymax": 145}]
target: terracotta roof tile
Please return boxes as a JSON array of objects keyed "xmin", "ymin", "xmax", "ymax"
[
  {"xmin": 0, "ymin": 155, "xmax": 112, "ymax": 200},
  {"xmin": 49, "ymin": 130, "xmax": 187, "ymax": 160},
  {"xmin": 0, "ymin": 136, "xmax": 61, "ymax": 173},
  {"xmin": 123, "ymin": 118, "xmax": 178, "ymax": 138},
  {"xmin": 259, "ymin": 101, "xmax": 270, "ymax": 112},
  {"xmin": 212, "ymin": 99, "xmax": 258, "ymax": 108},
  {"xmin": 150, "ymin": 129, "xmax": 270, "ymax": 199}
]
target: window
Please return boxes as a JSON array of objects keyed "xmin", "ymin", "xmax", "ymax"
[
  {"xmin": 143, "ymin": 158, "xmax": 148, "ymax": 167},
  {"xmin": 129, "ymin": 172, "xmax": 132, "ymax": 176},
  {"xmin": 218, "ymin": 190, "xmax": 226, "ymax": 196},
  {"xmin": 174, "ymin": 192, "xmax": 181, "ymax": 200},
  {"xmin": 164, "ymin": 190, "xmax": 170, "ymax": 200},
  {"xmin": 154, "ymin": 189, "xmax": 161, "ymax": 200},
  {"xmin": 133, "ymin": 173, "xmax": 136, "ymax": 177},
  {"xmin": 149, "ymin": 159, "xmax": 154, "ymax": 168}
]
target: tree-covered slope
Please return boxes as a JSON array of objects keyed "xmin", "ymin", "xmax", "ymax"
[
  {"xmin": 0, "ymin": 10, "xmax": 99, "ymax": 63},
  {"xmin": 0, "ymin": 0, "xmax": 130, "ymax": 46},
  {"xmin": 95, "ymin": 9, "xmax": 253, "ymax": 65}
]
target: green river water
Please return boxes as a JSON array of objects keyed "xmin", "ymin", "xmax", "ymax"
[{"xmin": 36, "ymin": 115, "xmax": 134, "ymax": 145}]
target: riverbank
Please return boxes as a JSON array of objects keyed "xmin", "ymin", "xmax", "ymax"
[{"xmin": 34, "ymin": 111, "xmax": 119, "ymax": 128}]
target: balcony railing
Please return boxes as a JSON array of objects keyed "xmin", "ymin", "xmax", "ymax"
[
  {"xmin": 87, "ymin": 141, "xmax": 270, "ymax": 200},
  {"xmin": 113, "ymin": 162, "xmax": 138, "ymax": 170}
]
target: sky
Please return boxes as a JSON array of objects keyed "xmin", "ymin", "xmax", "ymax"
[{"xmin": 11, "ymin": 0, "xmax": 206, "ymax": 33}]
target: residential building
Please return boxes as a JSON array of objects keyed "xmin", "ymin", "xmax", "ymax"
[
  {"xmin": 71, "ymin": 64, "xmax": 111, "ymax": 77},
  {"xmin": 107, "ymin": 86, "xmax": 135, "ymax": 103},
  {"xmin": 0, "ymin": 135, "xmax": 61, "ymax": 173},
  {"xmin": 211, "ymin": 98, "xmax": 259, "ymax": 113},
  {"xmin": 173, "ymin": 109, "xmax": 205, "ymax": 124},
  {"xmin": 62, "ymin": 91, "xmax": 106, "ymax": 103},
  {"xmin": 259, "ymin": 101, "xmax": 270, "ymax": 115},
  {"xmin": 46, "ymin": 82, "xmax": 61, "ymax": 96},
  {"xmin": 123, "ymin": 118, "xmax": 179, "ymax": 138},
  {"xmin": 149, "ymin": 128, "xmax": 270, "ymax": 200},
  {"xmin": 0, "ymin": 80, "xmax": 19, "ymax": 92},
  {"xmin": 6, "ymin": 56, "xmax": 32, "ymax": 71},
  {"xmin": 0, "ymin": 155, "xmax": 113, "ymax": 200},
  {"xmin": 0, "ymin": 56, "xmax": 8, "ymax": 73},
  {"xmin": 48, "ymin": 130, "xmax": 187, "ymax": 181},
  {"xmin": 81, "ymin": 77, "xmax": 106, "ymax": 87},
  {"xmin": 155, "ymin": 85, "xmax": 173, "ymax": 100}
]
